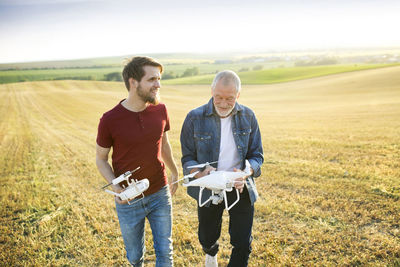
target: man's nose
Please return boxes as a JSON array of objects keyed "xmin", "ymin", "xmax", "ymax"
[
  {"xmin": 154, "ymin": 80, "xmax": 161, "ymax": 87},
  {"xmin": 220, "ymin": 101, "xmax": 229, "ymax": 107}
]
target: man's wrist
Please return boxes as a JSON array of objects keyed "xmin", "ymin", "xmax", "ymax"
[
  {"xmin": 170, "ymin": 171, "xmax": 179, "ymax": 181},
  {"xmin": 111, "ymin": 184, "xmax": 123, "ymax": 193}
]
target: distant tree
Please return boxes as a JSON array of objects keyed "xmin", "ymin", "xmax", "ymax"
[
  {"xmin": 295, "ymin": 57, "xmax": 338, "ymax": 66},
  {"xmin": 315, "ymin": 58, "xmax": 338, "ymax": 65},
  {"xmin": 295, "ymin": 60, "xmax": 308, "ymax": 66},
  {"xmin": 253, "ymin": 65, "xmax": 263, "ymax": 71},
  {"xmin": 238, "ymin": 67, "xmax": 249, "ymax": 72},
  {"xmin": 214, "ymin": 59, "xmax": 233, "ymax": 64},
  {"xmin": 104, "ymin": 72, "xmax": 122, "ymax": 81},
  {"xmin": 162, "ymin": 71, "xmax": 176, "ymax": 80},
  {"xmin": 181, "ymin": 67, "xmax": 199, "ymax": 77}
]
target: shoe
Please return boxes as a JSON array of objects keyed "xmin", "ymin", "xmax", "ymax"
[{"xmin": 205, "ymin": 254, "xmax": 218, "ymax": 267}]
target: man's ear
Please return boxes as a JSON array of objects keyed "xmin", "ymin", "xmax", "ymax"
[
  {"xmin": 236, "ymin": 91, "xmax": 240, "ymax": 99},
  {"xmin": 129, "ymin": 78, "xmax": 138, "ymax": 90}
]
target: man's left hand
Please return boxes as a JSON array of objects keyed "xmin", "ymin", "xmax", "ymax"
[
  {"xmin": 169, "ymin": 172, "xmax": 179, "ymax": 196},
  {"xmin": 233, "ymin": 167, "xmax": 253, "ymax": 193}
]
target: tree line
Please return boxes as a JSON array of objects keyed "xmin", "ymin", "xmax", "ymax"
[{"xmin": 103, "ymin": 67, "xmax": 201, "ymax": 81}]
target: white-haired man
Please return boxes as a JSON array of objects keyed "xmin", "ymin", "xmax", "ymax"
[{"xmin": 180, "ymin": 70, "xmax": 264, "ymax": 267}]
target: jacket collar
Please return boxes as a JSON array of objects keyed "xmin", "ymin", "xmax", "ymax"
[{"xmin": 205, "ymin": 97, "xmax": 243, "ymax": 117}]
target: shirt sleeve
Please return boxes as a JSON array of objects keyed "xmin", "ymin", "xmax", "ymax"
[
  {"xmin": 96, "ymin": 115, "xmax": 112, "ymax": 148},
  {"xmin": 180, "ymin": 112, "xmax": 199, "ymax": 175},
  {"xmin": 246, "ymin": 113, "xmax": 264, "ymax": 177},
  {"xmin": 163, "ymin": 104, "xmax": 170, "ymax": 132}
]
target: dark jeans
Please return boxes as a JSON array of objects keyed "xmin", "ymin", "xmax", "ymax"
[{"xmin": 197, "ymin": 187, "xmax": 254, "ymax": 267}]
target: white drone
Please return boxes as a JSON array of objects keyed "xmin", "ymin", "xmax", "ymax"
[
  {"xmin": 175, "ymin": 160, "xmax": 251, "ymax": 210},
  {"xmin": 102, "ymin": 167, "xmax": 149, "ymax": 205}
]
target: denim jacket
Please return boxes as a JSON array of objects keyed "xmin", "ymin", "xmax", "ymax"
[{"xmin": 180, "ymin": 98, "xmax": 264, "ymax": 205}]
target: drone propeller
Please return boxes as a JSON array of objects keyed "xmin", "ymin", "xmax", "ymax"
[
  {"xmin": 187, "ymin": 161, "xmax": 218, "ymax": 170},
  {"xmin": 170, "ymin": 171, "xmax": 199, "ymax": 185}
]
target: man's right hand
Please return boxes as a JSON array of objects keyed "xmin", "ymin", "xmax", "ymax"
[
  {"xmin": 193, "ymin": 165, "xmax": 215, "ymax": 178},
  {"xmin": 111, "ymin": 184, "xmax": 128, "ymax": 204},
  {"xmin": 111, "ymin": 183, "xmax": 124, "ymax": 193}
]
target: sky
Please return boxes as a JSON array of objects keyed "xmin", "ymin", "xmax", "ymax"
[{"xmin": 0, "ymin": 0, "xmax": 399, "ymax": 63}]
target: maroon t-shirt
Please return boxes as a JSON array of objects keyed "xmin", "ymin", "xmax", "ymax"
[{"xmin": 96, "ymin": 100, "xmax": 170, "ymax": 196}]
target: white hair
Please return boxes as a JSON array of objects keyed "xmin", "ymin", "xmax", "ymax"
[{"xmin": 211, "ymin": 70, "xmax": 241, "ymax": 93}]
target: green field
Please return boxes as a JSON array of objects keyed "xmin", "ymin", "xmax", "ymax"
[
  {"xmin": 1, "ymin": 66, "xmax": 400, "ymax": 266},
  {"xmin": 0, "ymin": 60, "xmax": 289, "ymax": 84},
  {"xmin": 0, "ymin": 67, "xmax": 122, "ymax": 84},
  {"xmin": 162, "ymin": 61, "xmax": 290, "ymax": 76},
  {"xmin": 162, "ymin": 63, "xmax": 400, "ymax": 85},
  {"xmin": 1, "ymin": 63, "xmax": 397, "ymax": 86}
]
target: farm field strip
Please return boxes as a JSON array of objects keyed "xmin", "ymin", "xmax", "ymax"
[{"xmin": 1, "ymin": 66, "xmax": 400, "ymax": 266}]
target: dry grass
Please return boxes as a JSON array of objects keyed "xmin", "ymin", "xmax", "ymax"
[{"xmin": 1, "ymin": 67, "xmax": 400, "ymax": 266}]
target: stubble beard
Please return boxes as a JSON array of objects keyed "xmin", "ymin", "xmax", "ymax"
[
  {"xmin": 213, "ymin": 100, "xmax": 234, "ymax": 118},
  {"xmin": 137, "ymin": 85, "xmax": 160, "ymax": 105},
  {"xmin": 215, "ymin": 107, "xmax": 234, "ymax": 117}
]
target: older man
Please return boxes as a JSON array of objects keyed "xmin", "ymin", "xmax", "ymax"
[{"xmin": 180, "ymin": 70, "xmax": 264, "ymax": 267}]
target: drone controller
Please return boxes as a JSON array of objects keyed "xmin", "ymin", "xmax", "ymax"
[
  {"xmin": 101, "ymin": 167, "xmax": 140, "ymax": 189},
  {"xmin": 102, "ymin": 167, "xmax": 150, "ymax": 205},
  {"xmin": 104, "ymin": 179, "xmax": 149, "ymax": 205}
]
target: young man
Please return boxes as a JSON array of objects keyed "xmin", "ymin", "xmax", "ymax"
[
  {"xmin": 96, "ymin": 56, "xmax": 179, "ymax": 266},
  {"xmin": 180, "ymin": 70, "xmax": 264, "ymax": 267}
]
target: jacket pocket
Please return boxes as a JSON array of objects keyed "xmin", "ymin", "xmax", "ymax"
[
  {"xmin": 237, "ymin": 128, "xmax": 251, "ymax": 136},
  {"xmin": 235, "ymin": 128, "xmax": 251, "ymax": 148},
  {"xmin": 194, "ymin": 132, "xmax": 212, "ymax": 153}
]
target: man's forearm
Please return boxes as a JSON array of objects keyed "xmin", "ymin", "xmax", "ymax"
[
  {"xmin": 162, "ymin": 148, "xmax": 179, "ymax": 178},
  {"xmin": 96, "ymin": 157, "xmax": 115, "ymax": 184},
  {"xmin": 162, "ymin": 145, "xmax": 178, "ymax": 176}
]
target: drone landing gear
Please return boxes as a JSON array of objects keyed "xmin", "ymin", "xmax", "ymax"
[
  {"xmin": 198, "ymin": 187, "xmax": 240, "ymax": 211},
  {"xmin": 223, "ymin": 189, "xmax": 240, "ymax": 211}
]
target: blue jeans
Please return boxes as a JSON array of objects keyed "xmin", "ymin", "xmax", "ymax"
[{"xmin": 115, "ymin": 185, "xmax": 173, "ymax": 267}]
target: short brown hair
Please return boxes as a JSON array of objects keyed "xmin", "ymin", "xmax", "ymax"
[{"xmin": 122, "ymin": 56, "xmax": 163, "ymax": 91}]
